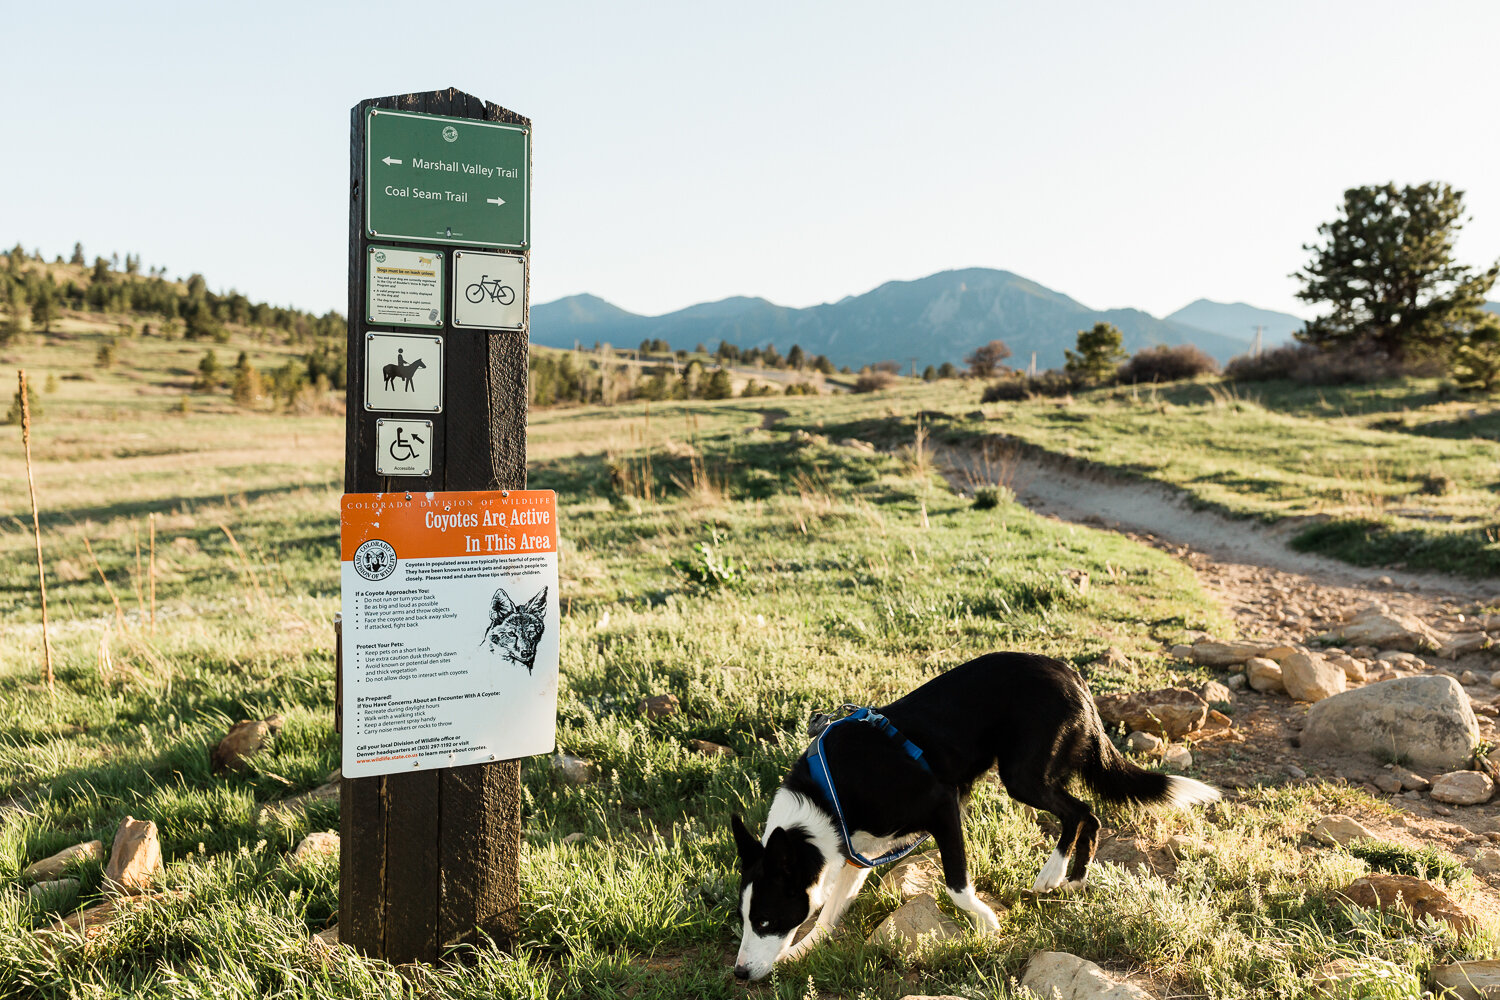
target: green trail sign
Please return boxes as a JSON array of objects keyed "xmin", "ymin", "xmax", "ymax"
[{"xmin": 365, "ymin": 108, "xmax": 529, "ymax": 248}]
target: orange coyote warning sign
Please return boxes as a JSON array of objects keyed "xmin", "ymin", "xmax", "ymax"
[{"xmin": 340, "ymin": 490, "xmax": 559, "ymax": 778}]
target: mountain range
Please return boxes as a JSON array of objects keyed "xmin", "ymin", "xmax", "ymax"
[{"xmin": 530, "ymin": 267, "xmax": 1329, "ymax": 371}]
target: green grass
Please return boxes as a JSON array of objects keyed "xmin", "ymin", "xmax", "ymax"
[{"xmin": 1, "ymin": 319, "xmax": 1498, "ymax": 997}]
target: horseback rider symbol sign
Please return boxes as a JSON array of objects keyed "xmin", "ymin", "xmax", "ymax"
[{"xmin": 364, "ymin": 331, "xmax": 443, "ymax": 412}]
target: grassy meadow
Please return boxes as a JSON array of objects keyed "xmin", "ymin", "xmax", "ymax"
[{"xmin": 0, "ymin": 318, "xmax": 1497, "ymax": 997}]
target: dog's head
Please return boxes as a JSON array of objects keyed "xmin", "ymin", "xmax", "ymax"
[
  {"xmin": 480, "ymin": 586, "xmax": 547, "ymax": 672},
  {"xmin": 730, "ymin": 813, "xmax": 825, "ymax": 981}
]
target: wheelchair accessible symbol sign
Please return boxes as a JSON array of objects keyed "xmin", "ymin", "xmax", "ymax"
[{"xmin": 375, "ymin": 419, "xmax": 433, "ymax": 477}]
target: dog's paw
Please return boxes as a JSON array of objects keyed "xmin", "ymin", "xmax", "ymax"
[
  {"xmin": 1031, "ymin": 850, "xmax": 1069, "ymax": 892},
  {"xmin": 1058, "ymin": 877, "xmax": 1088, "ymax": 893}
]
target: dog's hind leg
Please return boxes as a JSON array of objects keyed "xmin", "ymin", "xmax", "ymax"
[
  {"xmin": 1003, "ymin": 769, "xmax": 1092, "ymax": 893},
  {"xmin": 929, "ymin": 794, "xmax": 1000, "ymax": 933},
  {"xmin": 781, "ymin": 863, "xmax": 868, "ymax": 961}
]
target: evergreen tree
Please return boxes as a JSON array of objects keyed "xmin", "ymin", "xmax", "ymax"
[
  {"xmin": 702, "ymin": 368, "xmax": 734, "ymax": 399},
  {"xmin": 1296, "ymin": 182, "xmax": 1499, "ymax": 361},
  {"xmin": 30, "ymin": 288, "xmax": 55, "ymax": 332},
  {"xmin": 1450, "ymin": 315, "xmax": 1500, "ymax": 391},
  {"xmin": 922, "ymin": 365, "xmax": 936, "ymax": 381},
  {"xmin": 70, "ymin": 242, "xmax": 85, "ymax": 265},
  {"xmin": 787, "ymin": 344, "xmax": 805, "ymax": 370},
  {"xmin": 938, "ymin": 362, "xmax": 958, "ymax": 379},
  {"xmin": 0, "ymin": 308, "xmax": 23, "ymax": 345},
  {"xmin": 196, "ymin": 350, "xmax": 221, "ymax": 390},
  {"xmin": 1064, "ymin": 322, "xmax": 1127, "ymax": 386}
]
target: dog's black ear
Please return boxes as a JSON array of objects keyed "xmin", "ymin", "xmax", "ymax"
[
  {"xmin": 730, "ymin": 814, "xmax": 761, "ymax": 870},
  {"xmin": 490, "ymin": 588, "xmax": 517, "ymax": 623},
  {"xmin": 763, "ymin": 825, "xmax": 795, "ymax": 874}
]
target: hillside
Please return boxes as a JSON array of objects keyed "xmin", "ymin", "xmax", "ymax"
[
  {"xmin": 1165, "ymin": 299, "xmax": 1305, "ymax": 348},
  {"xmin": 533, "ymin": 268, "xmax": 1252, "ymax": 371}
]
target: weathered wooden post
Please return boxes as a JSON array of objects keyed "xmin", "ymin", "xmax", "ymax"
[{"xmin": 340, "ymin": 88, "xmax": 536, "ymax": 962}]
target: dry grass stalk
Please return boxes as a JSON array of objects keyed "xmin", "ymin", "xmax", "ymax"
[
  {"xmin": 18, "ymin": 370, "xmax": 54, "ymax": 691},
  {"xmin": 81, "ymin": 534, "xmax": 127, "ymax": 630},
  {"xmin": 218, "ymin": 523, "xmax": 267, "ymax": 606},
  {"xmin": 132, "ymin": 522, "xmax": 145, "ymax": 615},
  {"xmin": 148, "ymin": 513, "xmax": 157, "ymax": 634}
]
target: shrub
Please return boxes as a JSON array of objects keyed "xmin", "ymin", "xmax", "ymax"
[
  {"xmin": 852, "ymin": 371, "xmax": 897, "ymax": 393},
  {"xmin": 1225, "ymin": 342, "xmax": 1439, "ymax": 385},
  {"xmin": 981, "ymin": 376, "xmax": 1028, "ymax": 402},
  {"xmin": 1119, "ymin": 344, "xmax": 1219, "ymax": 383},
  {"xmin": 972, "ymin": 485, "xmax": 1013, "ymax": 509},
  {"xmin": 783, "ymin": 382, "xmax": 816, "ymax": 396}
]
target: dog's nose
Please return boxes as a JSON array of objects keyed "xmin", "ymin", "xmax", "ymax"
[{"xmin": 733, "ymin": 965, "xmax": 750, "ymax": 981}]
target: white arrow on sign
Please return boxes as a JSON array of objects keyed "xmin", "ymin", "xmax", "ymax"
[
  {"xmin": 382, "ymin": 156, "xmax": 402, "ymax": 166},
  {"xmin": 486, "ymin": 196, "xmax": 506, "ymax": 207}
]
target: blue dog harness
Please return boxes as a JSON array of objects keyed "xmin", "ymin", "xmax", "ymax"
[{"xmin": 805, "ymin": 707, "xmax": 933, "ymax": 868}]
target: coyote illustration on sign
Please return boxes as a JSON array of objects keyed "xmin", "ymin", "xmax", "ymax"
[{"xmin": 480, "ymin": 586, "xmax": 548, "ymax": 673}]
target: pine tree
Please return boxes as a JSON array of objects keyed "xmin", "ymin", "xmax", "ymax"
[
  {"xmin": 1064, "ymin": 323, "xmax": 1127, "ymax": 386},
  {"xmin": 30, "ymin": 289, "xmax": 55, "ymax": 332},
  {"xmin": 702, "ymin": 368, "xmax": 734, "ymax": 399},
  {"xmin": 70, "ymin": 242, "xmax": 85, "ymax": 265},
  {"xmin": 1296, "ymin": 183, "xmax": 1498, "ymax": 361}
]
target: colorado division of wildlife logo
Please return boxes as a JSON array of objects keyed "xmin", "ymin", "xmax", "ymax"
[
  {"xmin": 353, "ymin": 539, "xmax": 397, "ymax": 581},
  {"xmin": 442, "ymin": 126, "xmax": 458, "ymax": 142}
]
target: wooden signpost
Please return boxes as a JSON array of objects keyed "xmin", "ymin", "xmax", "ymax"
[{"xmin": 341, "ymin": 87, "xmax": 532, "ymax": 963}]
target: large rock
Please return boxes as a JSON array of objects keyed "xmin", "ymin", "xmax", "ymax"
[
  {"xmin": 1281, "ymin": 652, "xmax": 1346, "ymax": 702},
  {"xmin": 1094, "ymin": 688, "xmax": 1208, "ymax": 739},
  {"xmin": 1021, "ymin": 951, "xmax": 1153, "ymax": 1000},
  {"xmin": 1337, "ymin": 873, "xmax": 1474, "ymax": 933},
  {"xmin": 1318, "ymin": 607, "xmax": 1444, "ymax": 653},
  {"xmin": 291, "ymin": 831, "xmax": 340, "ymax": 864},
  {"xmin": 1191, "ymin": 641, "xmax": 1269, "ymax": 667},
  {"xmin": 22, "ymin": 840, "xmax": 105, "ymax": 881},
  {"xmin": 1246, "ymin": 658, "xmax": 1285, "ymax": 694},
  {"xmin": 868, "ymin": 893, "xmax": 963, "ymax": 950},
  {"xmin": 211, "ymin": 714, "xmax": 285, "ymax": 773},
  {"xmin": 1440, "ymin": 633, "xmax": 1493, "ymax": 660},
  {"xmin": 635, "ymin": 693, "xmax": 679, "ymax": 720},
  {"xmin": 1432, "ymin": 960, "xmax": 1500, "ymax": 999},
  {"xmin": 104, "ymin": 816, "xmax": 163, "ymax": 895},
  {"xmin": 1430, "ymin": 770, "xmax": 1494, "ymax": 806},
  {"xmin": 1300, "ymin": 676, "xmax": 1478, "ymax": 770}
]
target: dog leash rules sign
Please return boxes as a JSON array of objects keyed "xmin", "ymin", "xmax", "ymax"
[{"xmin": 340, "ymin": 490, "xmax": 559, "ymax": 778}]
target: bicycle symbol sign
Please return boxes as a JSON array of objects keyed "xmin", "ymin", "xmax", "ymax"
[
  {"xmin": 452, "ymin": 250, "xmax": 526, "ymax": 331},
  {"xmin": 375, "ymin": 419, "xmax": 433, "ymax": 477}
]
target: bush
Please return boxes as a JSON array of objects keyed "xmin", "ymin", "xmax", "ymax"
[
  {"xmin": 852, "ymin": 371, "xmax": 897, "ymax": 393},
  {"xmin": 1225, "ymin": 342, "xmax": 1439, "ymax": 385},
  {"xmin": 783, "ymin": 382, "xmax": 816, "ymax": 396},
  {"xmin": 981, "ymin": 376, "xmax": 1028, "ymax": 402},
  {"xmin": 972, "ymin": 485, "xmax": 1013, "ymax": 510},
  {"xmin": 982, "ymin": 370, "xmax": 1075, "ymax": 401},
  {"xmin": 1347, "ymin": 838, "xmax": 1468, "ymax": 885},
  {"xmin": 1119, "ymin": 344, "xmax": 1219, "ymax": 383}
]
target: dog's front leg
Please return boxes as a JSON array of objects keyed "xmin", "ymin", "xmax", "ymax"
[
  {"xmin": 780, "ymin": 863, "xmax": 869, "ymax": 962},
  {"xmin": 930, "ymin": 796, "xmax": 1001, "ymax": 934}
]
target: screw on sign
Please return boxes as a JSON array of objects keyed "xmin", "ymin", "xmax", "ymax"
[{"xmin": 343, "ymin": 88, "xmax": 534, "ymax": 965}]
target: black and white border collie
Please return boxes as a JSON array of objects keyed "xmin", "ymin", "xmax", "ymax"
[{"xmin": 730, "ymin": 652, "xmax": 1219, "ymax": 980}]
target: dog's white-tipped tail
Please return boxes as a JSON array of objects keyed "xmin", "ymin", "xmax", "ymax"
[{"xmin": 1165, "ymin": 775, "xmax": 1221, "ymax": 810}]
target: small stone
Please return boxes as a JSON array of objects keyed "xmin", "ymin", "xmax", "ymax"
[
  {"xmin": 1191, "ymin": 641, "xmax": 1270, "ymax": 667},
  {"xmin": 1376, "ymin": 650, "xmax": 1424, "ymax": 669},
  {"xmin": 26, "ymin": 878, "xmax": 79, "ymax": 906},
  {"xmin": 1310, "ymin": 815, "xmax": 1374, "ymax": 846},
  {"xmin": 561, "ymin": 832, "xmax": 585, "ymax": 846},
  {"xmin": 1434, "ymin": 803, "xmax": 1455, "ymax": 816},
  {"xmin": 1162, "ymin": 745, "xmax": 1193, "ymax": 769},
  {"xmin": 104, "ymin": 816, "xmax": 163, "ymax": 895},
  {"xmin": 1226, "ymin": 673, "xmax": 1248, "ymax": 691},
  {"xmin": 880, "ymin": 854, "xmax": 942, "ymax": 899},
  {"xmin": 1094, "ymin": 688, "xmax": 1208, "ymax": 738},
  {"xmin": 1281, "ymin": 652, "xmax": 1346, "ymax": 702},
  {"xmin": 1262, "ymin": 645, "xmax": 1300, "ymax": 662},
  {"xmin": 291, "ymin": 831, "xmax": 339, "ymax": 864},
  {"xmin": 22, "ymin": 840, "xmax": 105, "ymax": 881},
  {"xmin": 1125, "ymin": 731, "xmax": 1162, "ymax": 754},
  {"xmin": 1022, "ymin": 951, "xmax": 1152, "ymax": 1000},
  {"xmin": 211, "ymin": 714, "xmax": 285, "ymax": 773},
  {"xmin": 1338, "ymin": 873, "xmax": 1474, "ymax": 933},
  {"xmin": 867, "ymin": 893, "xmax": 963, "ymax": 950},
  {"xmin": 1491, "ymin": 671, "xmax": 1500, "ymax": 689},
  {"xmin": 551, "ymin": 752, "xmax": 597, "ymax": 784},
  {"xmin": 1461, "ymin": 670, "xmax": 1481, "ymax": 686},
  {"xmin": 1441, "ymin": 633, "xmax": 1494, "ymax": 661},
  {"xmin": 687, "ymin": 738, "xmax": 736, "ymax": 758},
  {"xmin": 635, "ymin": 693, "xmax": 680, "ymax": 719},
  {"xmin": 1169, "ymin": 644, "xmax": 1194, "ymax": 660},
  {"xmin": 1391, "ymin": 765, "xmax": 1430, "ymax": 791},
  {"xmin": 1166, "ymin": 834, "xmax": 1214, "ymax": 858},
  {"xmin": 1373, "ymin": 773, "xmax": 1403, "ymax": 794},
  {"xmin": 1472, "ymin": 848, "xmax": 1500, "ymax": 874},
  {"xmin": 1431, "ymin": 960, "xmax": 1500, "ymax": 1000},
  {"xmin": 1285, "ymin": 764, "xmax": 1308, "ymax": 780},
  {"xmin": 1198, "ymin": 680, "xmax": 1233, "ymax": 706},
  {"xmin": 1246, "ymin": 657, "xmax": 1284, "ymax": 693},
  {"xmin": 1430, "ymin": 770, "xmax": 1494, "ymax": 805}
]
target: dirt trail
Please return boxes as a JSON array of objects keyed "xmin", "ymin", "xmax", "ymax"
[{"xmin": 940, "ymin": 439, "xmax": 1500, "ymax": 896}]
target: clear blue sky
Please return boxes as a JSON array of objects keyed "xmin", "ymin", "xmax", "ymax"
[{"xmin": 7, "ymin": 1, "xmax": 1497, "ymax": 322}]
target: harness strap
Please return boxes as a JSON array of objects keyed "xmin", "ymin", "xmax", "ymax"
[{"xmin": 805, "ymin": 707, "xmax": 933, "ymax": 868}]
